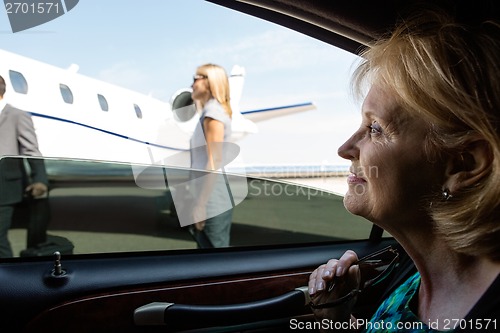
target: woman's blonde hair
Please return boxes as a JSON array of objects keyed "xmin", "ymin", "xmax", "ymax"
[
  {"xmin": 353, "ymin": 9, "xmax": 500, "ymax": 260},
  {"xmin": 198, "ymin": 64, "xmax": 232, "ymax": 118}
]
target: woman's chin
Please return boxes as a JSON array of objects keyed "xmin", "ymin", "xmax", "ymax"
[{"xmin": 342, "ymin": 189, "xmax": 367, "ymax": 217}]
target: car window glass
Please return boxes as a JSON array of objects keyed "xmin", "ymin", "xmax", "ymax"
[
  {"xmin": 5, "ymin": 157, "xmax": 370, "ymax": 257},
  {"xmin": 0, "ymin": 1, "xmax": 376, "ymax": 259}
]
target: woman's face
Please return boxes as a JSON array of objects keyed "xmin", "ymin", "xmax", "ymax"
[
  {"xmin": 191, "ymin": 72, "xmax": 210, "ymax": 102},
  {"xmin": 338, "ymin": 84, "xmax": 442, "ymax": 226}
]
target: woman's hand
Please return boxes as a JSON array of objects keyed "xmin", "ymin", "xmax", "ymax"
[
  {"xmin": 308, "ymin": 250, "xmax": 361, "ymax": 324},
  {"xmin": 194, "ymin": 221, "xmax": 206, "ymax": 231},
  {"xmin": 193, "ymin": 204, "xmax": 206, "ymax": 228}
]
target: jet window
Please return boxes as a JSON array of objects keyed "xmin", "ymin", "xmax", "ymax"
[
  {"xmin": 134, "ymin": 104, "xmax": 143, "ymax": 119},
  {"xmin": 9, "ymin": 70, "xmax": 28, "ymax": 94},
  {"xmin": 59, "ymin": 84, "xmax": 74, "ymax": 104},
  {"xmin": 97, "ymin": 94, "xmax": 109, "ymax": 111}
]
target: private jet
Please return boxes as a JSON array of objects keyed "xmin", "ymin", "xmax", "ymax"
[{"xmin": 0, "ymin": 48, "xmax": 315, "ymax": 167}]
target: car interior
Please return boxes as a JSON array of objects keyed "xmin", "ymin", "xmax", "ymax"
[{"xmin": 1, "ymin": 0, "xmax": 498, "ymax": 332}]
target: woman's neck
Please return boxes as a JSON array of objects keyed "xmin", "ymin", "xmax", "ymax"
[
  {"xmin": 198, "ymin": 95, "xmax": 212, "ymax": 107},
  {"xmin": 400, "ymin": 235, "xmax": 500, "ymax": 327}
]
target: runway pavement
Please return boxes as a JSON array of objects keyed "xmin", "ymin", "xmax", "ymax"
[{"xmin": 8, "ymin": 176, "xmax": 370, "ymax": 258}]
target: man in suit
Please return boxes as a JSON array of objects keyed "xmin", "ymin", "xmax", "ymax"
[{"xmin": 0, "ymin": 74, "xmax": 48, "ymax": 257}]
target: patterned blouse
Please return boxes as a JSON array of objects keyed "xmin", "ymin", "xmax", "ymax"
[{"xmin": 362, "ymin": 272, "xmax": 453, "ymax": 332}]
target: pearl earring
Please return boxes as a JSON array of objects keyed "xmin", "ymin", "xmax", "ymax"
[{"xmin": 442, "ymin": 189, "xmax": 453, "ymax": 200}]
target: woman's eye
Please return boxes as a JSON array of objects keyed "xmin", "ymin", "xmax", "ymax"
[{"xmin": 368, "ymin": 122, "xmax": 382, "ymax": 134}]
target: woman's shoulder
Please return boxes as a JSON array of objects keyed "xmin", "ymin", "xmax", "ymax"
[
  {"xmin": 203, "ymin": 99, "xmax": 229, "ymax": 121},
  {"xmin": 204, "ymin": 98, "xmax": 223, "ymax": 111}
]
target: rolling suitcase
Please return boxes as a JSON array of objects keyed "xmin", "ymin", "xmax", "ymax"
[{"xmin": 187, "ymin": 225, "xmax": 214, "ymax": 248}]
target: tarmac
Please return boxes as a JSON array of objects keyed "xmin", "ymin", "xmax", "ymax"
[{"xmin": 8, "ymin": 176, "xmax": 370, "ymax": 258}]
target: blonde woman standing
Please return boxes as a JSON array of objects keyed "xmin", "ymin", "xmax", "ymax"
[{"xmin": 189, "ymin": 64, "xmax": 233, "ymax": 248}]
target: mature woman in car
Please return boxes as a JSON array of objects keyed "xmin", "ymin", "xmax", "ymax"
[{"xmin": 308, "ymin": 9, "xmax": 500, "ymax": 332}]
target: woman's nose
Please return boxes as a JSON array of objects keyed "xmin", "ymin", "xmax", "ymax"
[{"xmin": 337, "ymin": 131, "xmax": 360, "ymax": 161}]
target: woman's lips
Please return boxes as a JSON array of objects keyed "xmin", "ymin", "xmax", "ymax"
[{"xmin": 347, "ymin": 173, "xmax": 366, "ymax": 184}]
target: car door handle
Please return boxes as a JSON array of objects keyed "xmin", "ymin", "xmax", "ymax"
[{"xmin": 134, "ymin": 286, "xmax": 311, "ymax": 328}]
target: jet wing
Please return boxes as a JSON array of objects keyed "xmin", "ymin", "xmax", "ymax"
[{"xmin": 241, "ymin": 102, "xmax": 316, "ymax": 122}]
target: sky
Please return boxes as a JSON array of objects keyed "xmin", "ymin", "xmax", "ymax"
[{"xmin": 0, "ymin": 0, "xmax": 362, "ymax": 167}]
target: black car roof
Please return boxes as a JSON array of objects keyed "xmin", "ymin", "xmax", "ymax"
[{"xmin": 208, "ymin": 0, "xmax": 500, "ymax": 54}]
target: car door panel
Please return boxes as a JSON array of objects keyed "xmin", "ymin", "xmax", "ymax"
[{"xmin": 4, "ymin": 239, "xmax": 398, "ymax": 332}]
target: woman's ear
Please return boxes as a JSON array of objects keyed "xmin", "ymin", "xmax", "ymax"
[{"xmin": 443, "ymin": 139, "xmax": 492, "ymax": 194}]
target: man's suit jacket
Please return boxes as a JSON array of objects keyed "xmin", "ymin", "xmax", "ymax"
[{"xmin": 0, "ymin": 104, "xmax": 47, "ymax": 205}]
